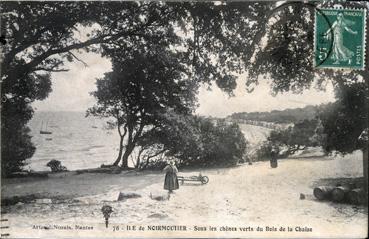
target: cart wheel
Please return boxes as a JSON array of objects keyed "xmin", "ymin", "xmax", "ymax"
[{"xmin": 201, "ymin": 176, "xmax": 209, "ymax": 184}]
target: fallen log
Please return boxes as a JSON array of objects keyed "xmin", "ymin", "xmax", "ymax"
[
  {"xmin": 313, "ymin": 186, "xmax": 335, "ymax": 200},
  {"xmin": 332, "ymin": 186, "xmax": 350, "ymax": 202},
  {"xmin": 347, "ymin": 188, "xmax": 366, "ymax": 205}
]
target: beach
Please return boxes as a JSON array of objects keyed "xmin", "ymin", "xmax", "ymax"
[{"xmin": 1, "ymin": 150, "xmax": 367, "ymax": 238}]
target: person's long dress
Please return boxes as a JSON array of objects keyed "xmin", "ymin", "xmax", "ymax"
[
  {"xmin": 270, "ymin": 151, "xmax": 278, "ymax": 168},
  {"xmin": 163, "ymin": 165, "xmax": 179, "ymax": 191}
]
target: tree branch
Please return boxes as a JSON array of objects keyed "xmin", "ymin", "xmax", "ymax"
[
  {"xmin": 146, "ymin": 147, "xmax": 167, "ymax": 160},
  {"xmin": 9, "ymin": 23, "xmax": 156, "ymax": 78},
  {"xmin": 33, "ymin": 67, "xmax": 69, "ymax": 72},
  {"xmin": 68, "ymin": 51, "xmax": 88, "ymax": 67},
  {"xmin": 133, "ymin": 121, "xmax": 145, "ymax": 144}
]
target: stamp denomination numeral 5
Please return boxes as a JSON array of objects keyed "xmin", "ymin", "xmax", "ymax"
[{"xmin": 318, "ymin": 47, "xmax": 328, "ymax": 61}]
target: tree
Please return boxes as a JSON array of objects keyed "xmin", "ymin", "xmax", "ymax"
[
  {"xmin": 265, "ymin": 119, "xmax": 323, "ymax": 157},
  {"xmin": 202, "ymin": 119, "xmax": 247, "ymax": 166},
  {"xmin": 1, "ymin": 1, "xmax": 273, "ymax": 175},
  {"xmin": 247, "ymin": 1, "xmax": 368, "ymax": 93},
  {"xmin": 319, "ymin": 83, "xmax": 368, "ymax": 154},
  {"xmin": 135, "ymin": 111, "xmax": 201, "ymax": 169},
  {"xmin": 137, "ymin": 114, "xmax": 247, "ymax": 168},
  {"xmin": 246, "ymin": 1, "xmax": 368, "ymax": 185},
  {"xmin": 87, "ymin": 46, "xmax": 196, "ymax": 168},
  {"xmin": 85, "ymin": 2, "xmax": 272, "ymax": 168},
  {"xmin": 9, "ymin": 1, "xmax": 365, "ymax": 177},
  {"xmin": 0, "ymin": 1, "xmax": 188, "ymax": 175}
]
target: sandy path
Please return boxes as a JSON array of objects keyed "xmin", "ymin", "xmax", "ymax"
[{"xmin": 1, "ymin": 152, "xmax": 367, "ymax": 238}]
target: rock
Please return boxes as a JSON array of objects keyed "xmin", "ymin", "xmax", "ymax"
[
  {"xmin": 148, "ymin": 213, "xmax": 168, "ymax": 219},
  {"xmin": 117, "ymin": 192, "xmax": 141, "ymax": 201},
  {"xmin": 300, "ymin": 193, "xmax": 306, "ymax": 200},
  {"xmin": 100, "ymin": 164, "xmax": 113, "ymax": 168},
  {"xmin": 35, "ymin": 198, "xmax": 52, "ymax": 204},
  {"xmin": 149, "ymin": 192, "xmax": 170, "ymax": 201},
  {"xmin": 111, "ymin": 167, "xmax": 122, "ymax": 174},
  {"xmin": 70, "ymin": 198, "xmax": 82, "ymax": 203}
]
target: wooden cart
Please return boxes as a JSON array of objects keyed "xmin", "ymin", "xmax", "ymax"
[{"xmin": 177, "ymin": 174, "xmax": 209, "ymax": 185}]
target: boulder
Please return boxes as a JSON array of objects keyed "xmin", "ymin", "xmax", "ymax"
[{"xmin": 117, "ymin": 192, "xmax": 141, "ymax": 201}]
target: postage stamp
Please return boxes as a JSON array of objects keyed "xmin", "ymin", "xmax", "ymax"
[{"xmin": 315, "ymin": 8, "xmax": 367, "ymax": 69}]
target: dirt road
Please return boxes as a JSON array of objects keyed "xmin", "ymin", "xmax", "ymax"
[{"xmin": 1, "ymin": 151, "xmax": 367, "ymax": 238}]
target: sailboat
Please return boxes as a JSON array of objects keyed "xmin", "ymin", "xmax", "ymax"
[{"xmin": 40, "ymin": 121, "xmax": 52, "ymax": 135}]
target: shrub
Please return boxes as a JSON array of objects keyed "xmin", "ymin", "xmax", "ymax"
[
  {"xmin": 46, "ymin": 160, "xmax": 68, "ymax": 172},
  {"xmin": 137, "ymin": 115, "xmax": 248, "ymax": 169},
  {"xmin": 258, "ymin": 119, "xmax": 323, "ymax": 159},
  {"xmin": 173, "ymin": 118, "xmax": 248, "ymax": 167},
  {"xmin": 255, "ymin": 141, "xmax": 273, "ymax": 161}
]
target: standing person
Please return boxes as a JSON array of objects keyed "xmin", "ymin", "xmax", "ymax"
[
  {"xmin": 163, "ymin": 160, "xmax": 179, "ymax": 193},
  {"xmin": 270, "ymin": 146, "xmax": 278, "ymax": 168}
]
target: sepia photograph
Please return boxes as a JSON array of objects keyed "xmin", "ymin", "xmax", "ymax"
[{"xmin": 0, "ymin": 0, "xmax": 368, "ymax": 238}]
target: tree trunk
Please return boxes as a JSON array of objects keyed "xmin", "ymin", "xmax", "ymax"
[
  {"xmin": 313, "ymin": 186, "xmax": 335, "ymax": 200},
  {"xmin": 113, "ymin": 136, "xmax": 124, "ymax": 166},
  {"xmin": 135, "ymin": 148, "xmax": 145, "ymax": 169},
  {"xmin": 121, "ymin": 144, "xmax": 135, "ymax": 168},
  {"xmin": 143, "ymin": 157, "xmax": 150, "ymax": 170},
  {"xmin": 348, "ymin": 188, "xmax": 365, "ymax": 205},
  {"xmin": 135, "ymin": 158, "xmax": 140, "ymax": 169},
  {"xmin": 332, "ymin": 186, "xmax": 350, "ymax": 202}
]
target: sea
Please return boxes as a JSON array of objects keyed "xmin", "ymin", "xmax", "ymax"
[
  {"xmin": 26, "ymin": 111, "xmax": 121, "ymax": 171},
  {"xmin": 26, "ymin": 111, "xmax": 270, "ymax": 171}
]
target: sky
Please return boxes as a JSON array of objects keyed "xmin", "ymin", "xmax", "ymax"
[{"xmin": 32, "ymin": 52, "xmax": 336, "ymax": 118}]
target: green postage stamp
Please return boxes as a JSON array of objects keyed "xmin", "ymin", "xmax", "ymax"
[{"xmin": 315, "ymin": 8, "xmax": 367, "ymax": 69}]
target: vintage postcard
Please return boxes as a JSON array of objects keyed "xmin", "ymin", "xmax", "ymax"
[{"xmin": 0, "ymin": 1, "xmax": 368, "ymax": 238}]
